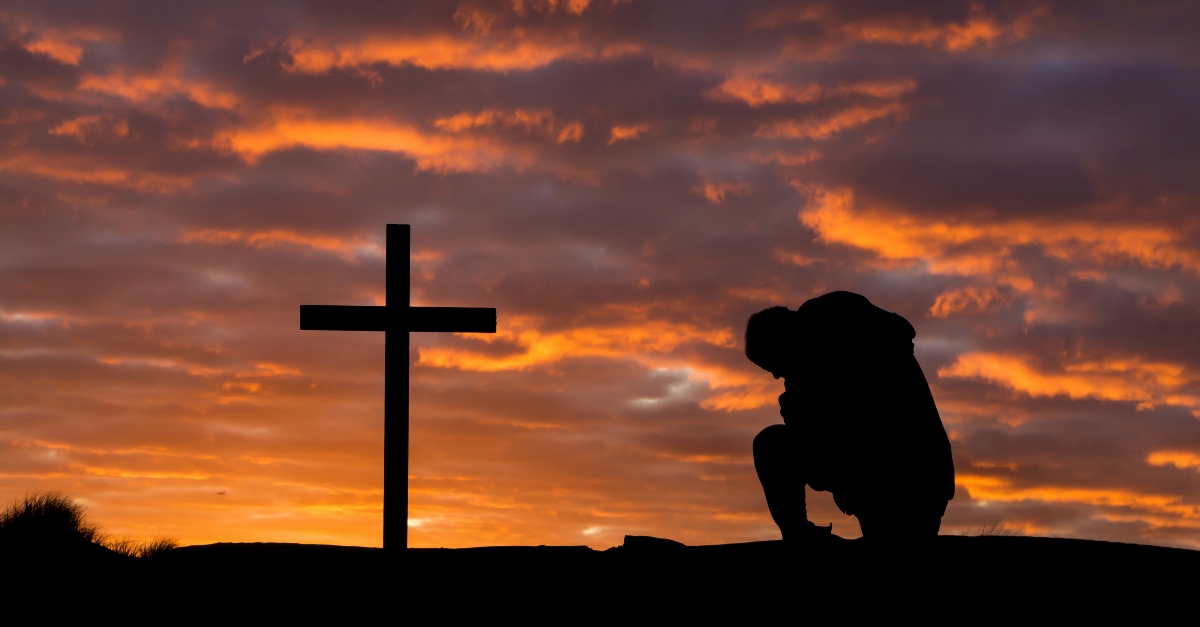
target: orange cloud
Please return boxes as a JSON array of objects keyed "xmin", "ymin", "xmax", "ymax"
[
  {"xmin": 929, "ymin": 286, "xmax": 1010, "ymax": 317},
  {"xmin": 749, "ymin": 150, "xmax": 822, "ymax": 167},
  {"xmin": 752, "ymin": 3, "xmax": 1044, "ymax": 52},
  {"xmin": 699, "ymin": 376, "xmax": 781, "ymax": 412},
  {"xmin": 1147, "ymin": 451, "xmax": 1200, "ymax": 471},
  {"xmin": 25, "ymin": 37, "xmax": 85, "ymax": 65},
  {"xmin": 939, "ymin": 352, "xmax": 1200, "ymax": 414},
  {"xmin": 693, "ymin": 179, "xmax": 750, "ymax": 203},
  {"xmin": 18, "ymin": 27, "xmax": 116, "ymax": 65},
  {"xmin": 79, "ymin": 64, "xmax": 239, "ymax": 110},
  {"xmin": 555, "ymin": 122, "xmax": 584, "ymax": 143},
  {"xmin": 771, "ymin": 250, "xmax": 824, "ymax": 268},
  {"xmin": 958, "ymin": 474, "xmax": 1199, "ymax": 519},
  {"xmin": 98, "ymin": 355, "xmax": 196, "ymax": 372},
  {"xmin": 510, "ymin": 0, "xmax": 593, "ymax": 16},
  {"xmin": 655, "ymin": 452, "xmax": 745, "ymax": 465},
  {"xmin": 798, "ymin": 186, "xmax": 1200, "ymax": 278},
  {"xmin": 708, "ymin": 78, "xmax": 915, "ymax": 107},
  {"xmin": 285, "ymin": 34, "xmax": 640, "ymax": 74},
  {"xmin": 710, "ymin": 79, "xmax": 823, "ymax": 107},
  {"xmin": 214, "ymin": 110, "xmax": 525, "ymax": 172},
  {"xmin": 755, "ymin": 104, "xmax": 905, "ymax": 140},
  {"xmin": 434, "ymin": 109, "xmax": 584, "ymax": 143},
  {"xmin": 179, "ymin": 228, "xmax": 383, "ymax": 260},
  {"xmin": 248, "ymin": 363, "xmax": 303, "ymax": 377},
  {"xmin": 799, "ymin": 186, "xmax": 997, "ymax": 273},
  {"xmin": 844, "ymin": 81, "xmax": 920, "ymax": 99},
  {"xmin": 417, "ymin": 315, "xmax": 735, "ymax": 372},
  {"xmin": 607, "ymin": 123, "xmax": 651, "ymax": 144},
  {"xmin": 842, "ymin": 5, "xmax": 1046, "ymax": 51},
  {"xmin": 49, "ymin": 115, "xmax": 129, "ymax": 143},
  {"xmin": 0, "ymin": 154, "xmax": 193, "ymax": 192}
]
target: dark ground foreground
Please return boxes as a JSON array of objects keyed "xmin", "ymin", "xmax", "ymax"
[{"xmin": 3, "ymin": 535, "xmax": 1197, "ymax": 618}]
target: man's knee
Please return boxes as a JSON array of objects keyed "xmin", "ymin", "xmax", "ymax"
[{"xmin": 753, "ymin": 424, "xmax": 790, "ymax": 463}]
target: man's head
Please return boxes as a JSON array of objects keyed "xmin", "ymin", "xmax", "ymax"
[
  {"xmin": 745, "ymin": 291, "xmax": 917, "ymax": 378},
  {"xmin": 744, "ymin": 306, "xmax": 797, "ymax": 378}
]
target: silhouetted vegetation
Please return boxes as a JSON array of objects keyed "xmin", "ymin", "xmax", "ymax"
[
  {"xmin": 0, "ymin": 491, "xmax": 177, "ymax": 557},
  {"xmin": 102, "ymin": 535, "xmax": 180, "ymax": 558},
  {"xmin": 0, "ymin": 491, "xmax": 101, "ymax": 549},
  {"xmin": 965, "ymin": 522, "xmax": 1026, "ymax": 537}
]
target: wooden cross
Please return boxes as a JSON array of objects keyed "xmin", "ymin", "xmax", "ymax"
[{"xmin": 300, "ymin": 224, "xmax": 496, "ymax": 550}]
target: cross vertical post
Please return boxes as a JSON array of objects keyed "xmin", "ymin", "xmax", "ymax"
[
  {"xmin": 300, "ymin": 224, "xmax": 496, "ymax": 551},
  {"xmin": 385, "ymin": 223, "xmax": 409, "ymax": 551}
]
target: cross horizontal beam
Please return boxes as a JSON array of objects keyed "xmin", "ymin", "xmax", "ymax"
[{"xmin": 300, "ymin": 304, "xmax": 497, "ymax": 333}]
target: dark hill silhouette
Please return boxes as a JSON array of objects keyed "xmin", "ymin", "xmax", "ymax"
[
  {"xmin": 4, "ymin": 534, "xmax": 1196, "ymax": 618},
  {"xmin": 410, "ymin": 535, "xmax": 1198, "ymax": 618},
  {"xmin": 3, "ymin": 497, "xmax": 1195, "ymax": 618}
]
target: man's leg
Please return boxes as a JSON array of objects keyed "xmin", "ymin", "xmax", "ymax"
[
  {"xmin": 753, "ymin": 424, "xmax": 814, "ymax": 540},
  {"xmin": 857, "ymin": 498, "xmax": 947, "ymax": 541}
]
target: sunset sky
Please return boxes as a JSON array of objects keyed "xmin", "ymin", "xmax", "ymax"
[{"xmin": 3, "ymin": 0, "xmax": 1200, "ymax": 550}]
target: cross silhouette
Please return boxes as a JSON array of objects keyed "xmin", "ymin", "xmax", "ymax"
[{"xmin": 300, "ymin": 224, "xmax": 496, "ymax": 550}]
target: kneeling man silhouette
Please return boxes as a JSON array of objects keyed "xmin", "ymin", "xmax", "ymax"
[{"xmin": 746, "ymin": 291, "xmax": 955, "ymax": 541}]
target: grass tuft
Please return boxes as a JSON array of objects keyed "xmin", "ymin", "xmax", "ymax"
[
  {"xmin": 102, "ymin": 535, "xmax": 180, "ymax": 558},
  {"xmin": 138, "ymin": 535, "xmax": 180, "ymax": 558},
  {"xmin": 0, "ymin": 491, "xmax": 101, "ymax": 547},
  {"xmin": 965, "ymin": 522, "xmax": 1026, "ymax": 537}
]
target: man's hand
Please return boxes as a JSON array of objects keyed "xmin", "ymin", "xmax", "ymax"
[{"xmin": 778, "ymin": 390, "xmax": 800, "ymax": 425}]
